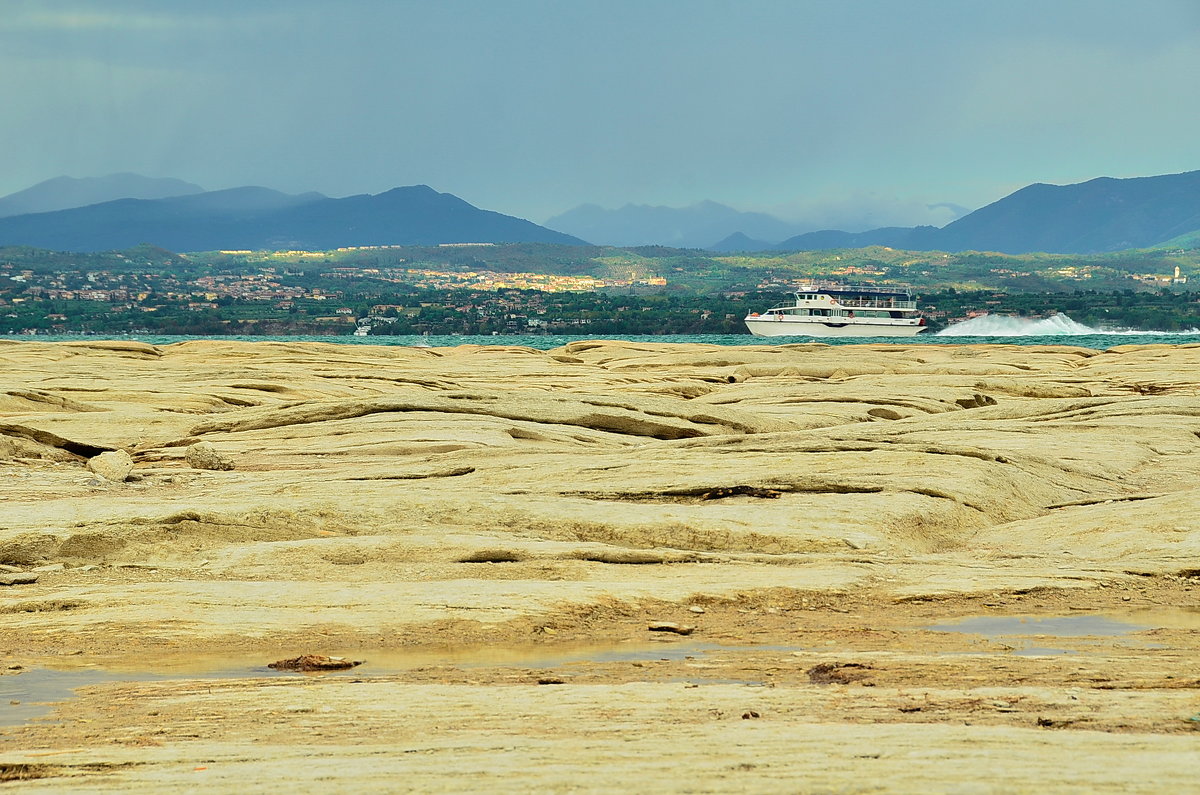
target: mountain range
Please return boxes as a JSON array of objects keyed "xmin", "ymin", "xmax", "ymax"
[
  {"xmin": 0, "ymin": 181, "xmax": 583, "ymax": 251},
  {"xmin": 0, "ymin": 173, "xmax": 204, "ymax": 218},
  {"xmin": 764, "ymin": 171, "xmax": 1200, "ymax": 254},
  {"xmin": 543, "ymin": 200, "xmax": 803, "ymax": 249},
  {"xmin": 0, "ymin": 170, "xmax": 1198, "ymax": 254},
  {"xmin": 552, "ymin": 171, "xmax": 1200, "ymax": 254}
]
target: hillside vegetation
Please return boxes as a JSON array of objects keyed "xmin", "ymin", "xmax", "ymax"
[{"xmin": 4, "ymin": 241, "xmax": 1200, "ymax": 335}]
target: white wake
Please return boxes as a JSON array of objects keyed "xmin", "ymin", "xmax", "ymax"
[{"xmin": 936, "ymin": 313, "xmax": 1103, "ymax": 337}]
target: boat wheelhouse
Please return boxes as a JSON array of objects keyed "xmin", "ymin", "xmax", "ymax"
[{"xmin": 744, "ymin": 284, "xmax": 926, "ymax": 337}]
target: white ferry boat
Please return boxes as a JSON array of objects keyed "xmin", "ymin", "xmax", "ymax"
[{"xmin": 744, "ymin": 284, "xmax": 926, "ymax": 337}]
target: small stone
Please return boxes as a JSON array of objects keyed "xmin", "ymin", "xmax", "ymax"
[
  {"xmin": 688, "ymin": 606, "xmax": 706, "ymax": 614},
  {"xmin": 648, "ymin": 622, "xmax": 695, "ymax": 636},
  {"xmin": 31, "ymin": 563, "xmax": 65, "ymax": 572},
  {"xmin": 86, "ymin": 450, "xmax": 134, "ymax": 482},
  {"xmin": 0, "ymin": 573, "xmax": 38, "ymax": 586},
  {"xmin": 185, "ymin": 442, "xmax": 234, "ymax": 471},
  {"xmin": 268, "ymin": 655, "xmax": 363, "ymax": 672},
  {"xmin": 0, "ymin": 564, "xmax": 22, "ymax": 573},
  {"xmin": 841, "ymin": 537, "xmax": 867, "ymax": 550}
]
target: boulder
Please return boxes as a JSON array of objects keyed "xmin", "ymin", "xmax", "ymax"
[
  {"xmin": 268, "ymin": 655, "xmax": 362, "ymax": 671},
  {"xmin": 86, "ymin": 450, "xmax": 133, "ymax": 482},
  {"xmin": 0, "ymin": 533, "xmax": 61, "ymax": 566},
  {"xmin": 185, "ymin": 441, "xmax": 234, "ymax": 471}
]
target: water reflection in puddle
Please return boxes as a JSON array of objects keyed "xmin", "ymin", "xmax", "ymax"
[
  {"xmin": 1, "ymin": 638, "xmax": 733, "ymax": 726},
  {"xmin": 926, "ymin": 609, "xmax": 1200, "ymax": 656},
  {"xmin": 927, "ymin": 615, "xmax": 1149, "ymax": 638},
  {"xmin": 1, "ymin": 668, "xmax": 152, "ymax": 727}
]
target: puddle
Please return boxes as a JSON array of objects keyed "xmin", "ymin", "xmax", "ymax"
[
  {"xmin": 918, "ymin": 608, "xmax": 1200, "ymax": 658},
  {"xmin": 59, "ymin": 638, "xmax": 729, "ymax": 677},
  {"xmin": 925, "ymin": 609, "xmax": 1200, "ymax": 656},
  {"xmin": 927, "ymin": 615, "xmax": 1150, "ymax": 638},
  {"xmin": 1, "ymin": 638, "xmax": 737, "ymax": 726},
  {"xmin": 1009, "ymin": 646, "xmax": 1074, "ymax": 657},
  {"xmin": 1120, "ymin": 607, "xmax": 1200, "ymax": 630},
  {"xmin": 1, "ymin": 667, "xmax": 165, "ymax": 727}
]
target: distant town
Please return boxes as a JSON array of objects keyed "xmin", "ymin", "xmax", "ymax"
[{"xmin": 2, "ymin": 242, "xmax": 1199, "ymax": 336}]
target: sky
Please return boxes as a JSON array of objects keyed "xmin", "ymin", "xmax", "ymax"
[{"xmin": 2, "ymin": 0, "xmax": 1199, "ymax": 232}]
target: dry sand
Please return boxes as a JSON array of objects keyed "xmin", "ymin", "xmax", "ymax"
[{"xmin": 1, "ymin": 338, "xmax": 1198, "ymax": 792}]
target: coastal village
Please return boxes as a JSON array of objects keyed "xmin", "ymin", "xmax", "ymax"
[
  {"xmin": 1, "ymin": 245, "xmax": 1198, "ymax": 335},
  {"xmin": 0, "ymin": 256, "xmax": 675, "ymax": 335}
]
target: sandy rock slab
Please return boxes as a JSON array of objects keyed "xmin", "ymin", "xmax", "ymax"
[{"xmin": 3, "ymin": 339, "xmax": 1200, "ymax": 791}]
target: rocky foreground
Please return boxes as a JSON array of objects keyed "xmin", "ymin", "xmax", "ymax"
[{"xmin": 1, "ymin": 338, "xmax": 1198, "ymax": 792}]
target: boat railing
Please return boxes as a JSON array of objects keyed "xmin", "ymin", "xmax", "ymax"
[{"xmin": 834, "ymin": 297, "xmax": 917, "ymax": 310}]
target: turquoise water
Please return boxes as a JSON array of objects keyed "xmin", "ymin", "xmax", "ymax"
[
  {"xmin": 8, "ymin": 312, "xmax": 1200, "ymax": 349},
  {"xmin": 5, "ymin": 331, "xmax": 1200, "ymax": 349}
]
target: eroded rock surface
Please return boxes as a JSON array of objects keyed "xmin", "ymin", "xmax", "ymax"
[
  {"xmin": 2, "ymin": 338, "xmax": 1198, "ymax": 791},
  {"xmin": 2, "ymin": 338, "xmax": 1198, "ymax": 627}
]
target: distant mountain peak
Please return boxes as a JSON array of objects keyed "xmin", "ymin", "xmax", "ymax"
[
  {"xmin": 382, "ymin": 184, "xmax": 439, "ymax": 196},
  {"xmin": 708, "ymin": 231, "xmax": 775, "ymax": 252},
  {"xmin": 545, "ymin": 200, "xmax": 803, "ymax": 248},
  {"xmin": 774, "ymin": 169, "xmax": 1200, "ymax": 254},
  {"xmin": 0, "ymin": 183, "xmax": 586, "ymax": 252},
  {"xmin": 0, "ymin": 173, "xmax": 205, "ymax": 217}
]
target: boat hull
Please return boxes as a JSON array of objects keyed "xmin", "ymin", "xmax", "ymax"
[{"xmin": 745, "ymin": 318, "xmax": 925, "ymax": 337}]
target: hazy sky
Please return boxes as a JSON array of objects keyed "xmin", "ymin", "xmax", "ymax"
[{"xmin": 3, "ymin": 0, "xmax": 1198, "ymax": 231}]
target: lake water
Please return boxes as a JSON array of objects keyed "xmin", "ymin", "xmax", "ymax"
[
  {"xmin": 6, "ymin": 314, "xmax": 1200, "ymax": 349},
  {"xmin": 7, "ymin": 332, "xmax": 1200, "ymax": 349}
]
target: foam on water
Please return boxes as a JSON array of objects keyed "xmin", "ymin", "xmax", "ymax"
[
  {"xmin": 937, "ymin": 313, "xmax": 1200, "ymax": 337},
  {"xmin": 936, "ymin": 313, "xmax": 1101, "ymax": 337}
]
